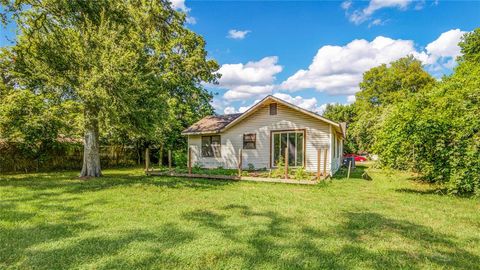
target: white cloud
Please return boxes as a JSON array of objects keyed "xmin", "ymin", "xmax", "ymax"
[
  {"xmin": 169, "ymin": 0, "xmax": 196, "ymax": 24},
  {"xmin": 425, "ymin": 29, "xmax": 465, "ymax": 63},
  {"xmin": 347, "ymin": 95, "xmax": 356, "ymax": 104},
  {"xmin": 223, "ymin": 106, "xmax": 236, "ymax": 114},
  {"xmin": 238, "ymin": 106, "xmax": 251, "ymax": 113},
  {"xmin": 170, "ymin": 0, "xmax": 189, "ymax": 12},
  {"xmin": 220, "ymin": 93, "xmax": 328, "ymax": 115},
  {"xmin": 216, "ymin": 56, "xmax": 282, "ymax": 101},
  {"xmin": 223, "ymin": 85, "xmax": 275, "ymax": 101},
  {"xmin": 346, "ymin": 0, "xmax": 414, "ymax": 25},
  {"xmin": 281, "ymin": 36, "xmax": 423, "ymax": 95},
  {"xmin": 213, "ymin": 29, "xmax": 466, "ymax": 114},
  {"xmin": 227, "ymin": 29, "xmax": 251, "ymax": 40},
  {"xmin": 272, "ymin": 93, "xmax": 327, "ymax": 114},
  {"xmin": 281, "ymin": 29, "xmax": 466, "ymax": 95},
  {"xmin": 341, "ymin": 0, "xmax": 352, "ymax": 10},
  {"xmin": 368, "ymin": 19, "xmax": 385, "ymax": 28},
  {"xmin": 185, "ymin": 16, "xmax": 197, "ymax": 24}
]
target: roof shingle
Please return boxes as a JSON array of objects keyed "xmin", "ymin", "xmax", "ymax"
[{"xmin": 182, "ymin": 113, "xmax": 243, "ymax": 135}]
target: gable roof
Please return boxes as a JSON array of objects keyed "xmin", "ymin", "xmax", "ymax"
[
  {"xmin": 182, "ymin": 95, "xmax": 345, "ymax": 137},
  {"xmin": 181, "ymin": 113, "xmax": 242, "ymax": 135}
]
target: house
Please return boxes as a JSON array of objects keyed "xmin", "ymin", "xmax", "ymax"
[{"xmin": 181, "ymin": 95, "xmax": 346, "ymax": 175}]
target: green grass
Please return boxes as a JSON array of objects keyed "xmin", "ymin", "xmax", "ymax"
[{"xmin": 1, "ymin": 165, "xmax": 479, "ymax": 269}]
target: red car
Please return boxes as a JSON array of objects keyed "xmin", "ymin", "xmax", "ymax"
[{"xmin": 344, "ymin": 154, "xmax": 367, "ymax": 162}]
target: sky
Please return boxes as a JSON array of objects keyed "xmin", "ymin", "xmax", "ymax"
[{"xmin": 1, "ymin": 0, "xmax": 479, "ymax": 115}]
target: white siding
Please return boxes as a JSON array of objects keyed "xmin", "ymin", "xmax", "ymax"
[{"xmin": 188, "ymin": 103, "xmax": 335, "ymax": 173}]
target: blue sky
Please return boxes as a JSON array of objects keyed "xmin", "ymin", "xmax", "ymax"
[
  {"xmin": 1, "ymin": 1, "xmax": 479, "ymax": 114},
  {"xmin": 183, "ymin": 0, "xmax": 480, "ymax": 114}
]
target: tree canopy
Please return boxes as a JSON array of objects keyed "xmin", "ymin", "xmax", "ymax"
[{"xmin": 0, "ymin": 0, "xmax": 219, "ymax": 176}]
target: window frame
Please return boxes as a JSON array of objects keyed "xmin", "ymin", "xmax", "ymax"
[
  {"xmin": 243, "ymin": 133, "xmax": 257, "ymax": 149},
  {"xmin": 201, "ymin": 135, "xmax": 221, "ymax": 158},
  {"xmin": 270, "ymin": 129, "xmax": 306, "ymax": 168}
]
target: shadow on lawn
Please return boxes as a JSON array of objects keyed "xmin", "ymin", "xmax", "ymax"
[
  {"xmin": 183, "ymin": 205, "xmax": 479, "ymax": 269},
  {"xmin": 395, "ymin": 177, "xmax": 475, "ymax": 198},
  {"xmin": 0, "ymin": 177, "xmax": 197, "ymax": 269},
  {"xmin": 2, "ymin": 171, "xmax": 478, "ymax": 269},
  {"xmin": 0, "ymin": 170, "xmax": 233, "ymax": 195},
  {"xmin": 0, "ymin": 171, "xmax": 233, "ymax": 269}
]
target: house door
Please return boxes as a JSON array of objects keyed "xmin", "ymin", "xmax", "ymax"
[{"xmin": 271, "ymin": 130, "xmax": 305, "ymax": 167}]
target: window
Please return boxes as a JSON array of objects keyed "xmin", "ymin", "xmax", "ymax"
[
  {"xmin": 201, "ymin": 135, "xmax": 221, "ymax": 157},
  {"xmin": 269, "ymin": 103, "xmax": 277, "ymax": 115},
  {"xmin": 272, "ymin": 131, "xmax": 304, "ymax": 167},
  {"xmin": 243, "ymin": 133, "xmax": 256, "ymax": 149}
]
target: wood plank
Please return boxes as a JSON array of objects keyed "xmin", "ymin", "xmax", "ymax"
[
  {"xmin": 147, "ymin": 171, "xmax": 318, "ymax": 185},
  {"xmin": 284, "ymin": 147, "xmax": 288, "ymax": 179},
  {"xmin": 148, "ymin": 171, "xmax": 240, "ymax": 180},
  {"xmin": 241, "ymin": 176, "xmax": 318, "ymax": 185}
]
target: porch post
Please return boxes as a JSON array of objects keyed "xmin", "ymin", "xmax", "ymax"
[{"xmin": 284, "ymin": 147, "xmax": 289, "ymax": 179}]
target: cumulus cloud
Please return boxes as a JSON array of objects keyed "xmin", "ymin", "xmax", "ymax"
[
  {"xmin": 221, "ymin": 93, "xmax": 328, "ymax": 115},
  {"xmin": 170, "ymin": 0, "xmax": 189, "ymax": 12},
  {"xmin": 216, "ymin": 56, "xmax": 282, "ymax": 101},
  {"xmin": 280, "ymin": 36, "xmax": 424, "ymax": 95},
  {"xmin": 227, "ymin": 29, "xmax": 251, "ymax": 40},
  {"xmin": 344, "ymin": 0, "xmax": 414, "ymax": 25},
  {"xmin": 214, "ymin": 29, "xmax": 465, "ymax": 114},
  {"xmin": 223, "ymin": 106, "xmax": 237, "ymax": 114},
  {"xmin": 425, "ymin": 29, "xmax": 465, "ymax": 64},
  {"xmin": 280, "ymin": 29, "xmax": 465, "ymax": 95},
  {"xmin": 272, "ymin": 93, "xmax": 327, "ymax": 114}
]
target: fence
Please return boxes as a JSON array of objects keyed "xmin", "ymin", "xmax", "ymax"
[{"xmin": 0, "ymin": 142, "xmax": 148, "ymax": 173}]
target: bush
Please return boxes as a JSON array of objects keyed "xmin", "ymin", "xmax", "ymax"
[
  {"xmin": 173, "ymin": 150, "xmax": 187, "ymax": 168},
  {"xmin": 271, "ymin": 157, "xmax": 287, "ymax": 178},
  {"xmin": 294, "ymin": 167, "xmax": 310, "ymax": 180}
]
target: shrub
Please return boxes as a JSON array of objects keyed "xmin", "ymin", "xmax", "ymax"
[
  {"xmin": 173, "ymin": 150, "xmax": 187, "ymax": 168},
  {"xmin": 271, "ymin": 157, "xmax": 287, "ymax": 178},
  {"xmin": 294, "ymin": 167, "xmax": 310, "ymax": 180}
]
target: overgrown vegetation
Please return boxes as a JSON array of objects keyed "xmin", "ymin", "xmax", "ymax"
[
  {"xmin": 323, "ymin": 28, "xmax": 480, "ymax": 195},
  {"xmin": 1, "ymin": 167, "xmax": 478, "ymax": 269}
]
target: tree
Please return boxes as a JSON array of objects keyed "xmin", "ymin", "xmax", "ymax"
[
  {"xmin": 322, "ymin": 103, "xmax": 355, "ymax": 124},
  {"xmin": 1, "ymin": 0, "xmax": 219, "ymax": 177},
  {"xmin": 350, "ymin": 56, "xmax": 436, "ymax": 153},
  {"xmin": 322, "ymin": 103, "xmax": 357, "ymax": 153},
  {"xmin": 372, "ymin": 29, "xmax": 480, "ymax": 194}
]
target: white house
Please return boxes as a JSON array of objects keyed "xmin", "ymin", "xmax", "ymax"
[{"xmin": 182, "ymin": 95, "xmax": 346, "ymax": 175}]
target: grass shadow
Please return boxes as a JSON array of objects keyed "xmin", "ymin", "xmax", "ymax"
[
  {"xmin": 182, "ymin": 205, "xmax": 479, "ymax": 269},
  {"xmin": 0, "ymin": 170, "xmax": 234, "ymax": 196}
]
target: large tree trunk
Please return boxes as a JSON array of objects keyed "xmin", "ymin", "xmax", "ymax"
[{"xmin": 80, "ymin": 109, "xmax": 102, "ymax": 177}]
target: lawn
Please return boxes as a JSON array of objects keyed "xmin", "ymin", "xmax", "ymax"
[{"xmin": 1, "ymin": 165, "xmax": 479, "ymax": 269}]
